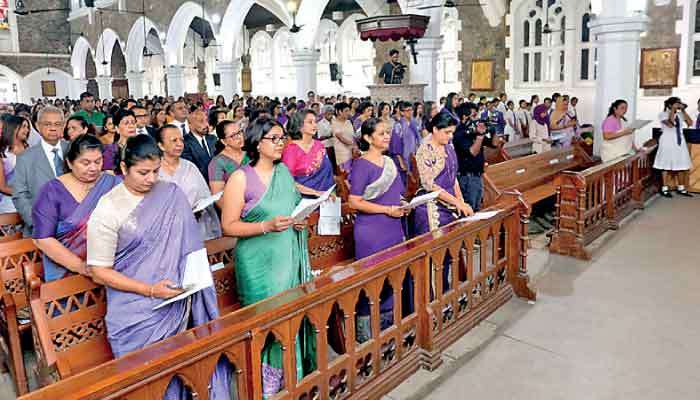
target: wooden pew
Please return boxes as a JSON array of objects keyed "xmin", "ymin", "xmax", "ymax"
[
  {"xmin": 0, "ymin": 239, "xmax": 41, "ymax": 395},
  {"xmin": 483, "ymin": 144, "xmax": 596, "ymax": 207},
  {"xmin": 205, "ymin": 236, "xmax": 240, "ymax": 315},
  {"xmin": 549, "ymin": 148, "xmax": 659, "ymax": 259},
  {"xmin": 0, "ymin": 213, "xmax": 24, "ymax": 243},
  {"xmin": 18, "ymin": 198, "xmax": 535, "ymax": 400}
]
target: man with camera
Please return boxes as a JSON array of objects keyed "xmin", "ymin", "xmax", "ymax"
[
  {"xmin": 480, "ymin": 99, "xmax": 506, "ymax": 138},
  {"xmin": 453, "ymin": 103, "xmax": 503, "ymax": 211},
  {"xmin": 378, "ymin": 49, "xmax": 406, "ymax": 84}
]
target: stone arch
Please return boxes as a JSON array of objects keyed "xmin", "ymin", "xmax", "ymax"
[
  {"xmin": 250, "ymin": 31, "xmax": 274, "ymax": 95},
  {"xmin": 23, "ymin": 68, "xmax": 73, "ymax": 100},
  {"xmin": 94, "ymin": 28, "xmax": 124, "ymax": 76},
  {"xmin": 219, "ymin": 0, "xmax": 292, "ymax": 63},
  {"xmin": 71, "ymin": 36, "xmax": 94, "ymax": 79},
  {"xmin": 125, "ymin": 16, "xmax": 164, "ymax": 73},
  {"xmin": 165, "ymin": 1, "xmax": 215, "ymax": 66},
  {"xmin": 295, "ymin": 0, "xmax": 389, "ymax": 51},
  {"xmin": 337, "ymin": 13, "xmax": 375, "ymax": 96}
]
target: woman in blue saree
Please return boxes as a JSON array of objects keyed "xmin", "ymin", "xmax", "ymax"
[
  {"xmin": 87, "ymin": 135, "xmax": 230, "ymax": 399},
  {"xmin": 221, "ymin": 116, "xmax": 316, "ymax": 398},
  {"xmin": 32, "ymin": 134, "xmax": 121, "ymax": 281},
  {"xmin": 281, "ymin": 110, "xmax": 335, "ymax": 195}
]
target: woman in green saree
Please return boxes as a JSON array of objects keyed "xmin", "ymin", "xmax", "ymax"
[{"xmin": 221, "ymin": 116, "xmax": 316, "ymax": 398}]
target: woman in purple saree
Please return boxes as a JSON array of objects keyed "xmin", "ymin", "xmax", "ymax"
[
  {"xmin": 281, "ymin": 110, "xmax": 335, "ymax": 195},
  {"xmin": 87, "ymin": 135, "xmax": 231, "ymax": 399},
  {"xmin": 348, "ymin": 118, "xmax": 409, "ymax": 341},
  {"xmin": 413, "ymin": 113, "xmax": 474, "ymax": 299},
  {"xmin": 33, "ymin": 135, "xmax": 121, "ymax": 282}
]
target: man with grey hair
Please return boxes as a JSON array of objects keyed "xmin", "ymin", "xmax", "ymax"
[
  {"xmin": 317, "ymin": 104, "xmax": 337, "ymax": 169},
  {"xmin": 12, "ymin": 106, "xmax": 69, "ymax": 235}
]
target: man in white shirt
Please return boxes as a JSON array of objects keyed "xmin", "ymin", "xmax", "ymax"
[
  {"xmin": 167, "ymin": 100, "xmax": 190, "ymax": 136},
  {"xmin": 12, "ymin": 106, "xmax": 69, "ymax": 235},
  {"xmin": 496, "ymin": 93, "xmax": 508, "ymax": 114},
  {"xmin": 132, "ymin": 105, "xmax": 156, "ymax": 137},
  {"xmin": 317, "ymin": 105, "xmax": 337, "ymax": 169}
]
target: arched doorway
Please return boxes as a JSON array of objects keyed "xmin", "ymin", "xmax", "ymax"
[
  {"xmin": 85, "ymin": 50, "xmax": 99, "ymax": 97},
  {"xmin": 111, "ymin": 42, "xmax": 129, "ymax": 98}
]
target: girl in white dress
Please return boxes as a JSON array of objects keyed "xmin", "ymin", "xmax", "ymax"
[{"xmin": 654, "ymin": 97, "xmax": 693, "ymax": 198}]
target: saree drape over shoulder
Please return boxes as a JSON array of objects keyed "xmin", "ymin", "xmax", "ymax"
[
  {"xmin": 235, "ymin": 164, "xmax": 316, "ymax": 397},
  {"xmin": 104, "ymin": 182, "xmax": 229, "ymax": 399},
  {"xmin": 281, "ymin": 140, "xmax": 335, "ymax": 192},
  {"xmin": 33, "ymin": 174, "xmax": 121, "ymax": 281}
]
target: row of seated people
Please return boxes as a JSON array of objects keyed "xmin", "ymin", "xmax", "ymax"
[{"xmin": 1, "ymin": 110, "xmax": 479, "ymax": 396}]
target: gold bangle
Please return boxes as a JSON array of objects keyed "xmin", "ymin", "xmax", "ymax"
[{"xmin": 261, "ymin": 221, "xmax": 268, "ymax": 235}]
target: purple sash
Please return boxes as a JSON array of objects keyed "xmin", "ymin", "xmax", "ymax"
[
  {"xmin": 295, "ymin": 154, "xmax": 335, "ymax": 192},
  {"xmin": 44, "ymin": 174, "xmax": 121, "ymax": 281}
]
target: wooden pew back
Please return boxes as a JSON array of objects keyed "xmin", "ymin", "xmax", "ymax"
[
  {"xmin": 205, "ymin": 236, "xmax": 239, "ymax": 315},
  {"xmin": 0, "ymin": 239, "xmax": 41, "ymax": 311},
  {"xmin": 483, "ymin": 145, "xmax": 595, "ymax": 206},
  {"xmin": 307, "ymin": 204, "xmax": 356, "ymax": 273},
  {"xmin": 0, "ymin": 213, "xmax": 24, "ymax": 243},
  {"xmin": 26, "ymin": 269, "xmax": 112, "ymax": 380}
]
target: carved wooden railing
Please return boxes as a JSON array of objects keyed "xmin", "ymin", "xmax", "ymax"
[
  {"xmin": 550, "ymin": 148, "xmax": 659, "ymax": 260},
  {"xmin": 19, "ymin": 198, "xmax": 535, "ymax": 400}
]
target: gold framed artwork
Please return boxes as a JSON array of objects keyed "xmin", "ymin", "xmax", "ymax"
[
  {"xmin": 640, "ymin": 47, "xmax": 679, "ymax": 89},
  {"xmin": 470, "ymin": 59, "xmax": 495, "ymax": 92},
  {"xmin": 41, "ymin": 81, "xmax": 57, "ymax": 97}
]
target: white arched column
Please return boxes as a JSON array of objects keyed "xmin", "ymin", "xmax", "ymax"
[
  {"xmin": 95, "ymin": 76, "xmax": 113, "ymax": 100},
  {"xmin": 95, "ymin": 28, "xmax": 123, "ymax": 77},
  {"xmin": 404, "ymin": 3, "xmax": 444, "ymax": 101},
  {"xmin": 292, "ymin": 49, "xmax": 321, "ymax": 98},
  {"xmin": 167, "ymin": 65, "xmax": 187, "ymax": 98},
  {"xmin": 126, "ymin": 71, "xmax": 145, "ymax": 98},
  {"xmin": 216, "ymin": 60, "xmax": 241, "ymax": 98},
  {"xmin": 589, "ymin": 1, "xmax": 648, "ymax": 156}
]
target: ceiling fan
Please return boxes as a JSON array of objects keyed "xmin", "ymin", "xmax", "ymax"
[
  {"xmin": 540, "ymin": 3, "xmax": 576, "ymax": 34},
  {"xmin": 417, "ymin": 0, "xmax": 488, "ymax": 10}
]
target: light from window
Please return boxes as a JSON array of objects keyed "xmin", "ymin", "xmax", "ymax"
[
  {"xmin": 694, "ymin": 41, "xmax": 700, "ymax": 76},
  {"xmin": 535, "ymin": 19, "xmax": 543, "ymax": 46},
  {"xmin": 581, "ymin": 48, "xmax": 590, "ymax": 80},
  {"xmin": 560, "ymin": 16, "xmax": 566, "ymax": 44},
  {"xmin": 696, "ymin": 1, "xmax": 700, "ymax": 33},
  {"xmin": 582, "ymin": 13, "xmax": 591, "ymax": 42},
  {"xmin": 559, "ymin": 50, "xmax": 565, "ymax": 81},
  {"xmin": 534, "ymin": 52, "xmax": 542, "ymax": 81}
]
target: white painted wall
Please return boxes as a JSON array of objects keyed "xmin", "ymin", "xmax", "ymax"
[{"xmin": 20, "ymin": 69, "xmax": 74, "ymax": 103}]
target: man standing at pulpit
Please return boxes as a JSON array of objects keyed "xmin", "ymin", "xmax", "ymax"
[{"xmin": 378, "ymin": 49, "xmax": 406, "ymax": 84}]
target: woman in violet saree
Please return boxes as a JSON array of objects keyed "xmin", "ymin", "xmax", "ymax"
[
  {"xmin": 87, "ymin": 135, "xmax": 231, "ymax": 399},
  {"xmin": 349, "ymin": 118, "xmax": 409, "ymax": 343},
  {"xmin": 33, "ymin": 135, "xmax": 121, "ymax": 281},
  {"xmin": 282, "ymin": 110, "xmax": 335, "ymax": 195},
  {"xmin": 413, "ymin": 113, "xmax": 474, "ymax": 297},
  {"xmin": 221, "ymin": 117, "xmax": 316, "ymax": 398}
]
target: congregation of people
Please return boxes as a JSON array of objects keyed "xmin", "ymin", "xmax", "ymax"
[{"xmin": 0, "ymin": 84, "xmax": 697, "ymax": 398}]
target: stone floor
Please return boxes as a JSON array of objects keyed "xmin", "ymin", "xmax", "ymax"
[
  {"xmin": 1, "ymin": 195, "xmax": 696, "ymax": 399},
  {"xmin": 384, "ymin": 195, "xmax": 700, "ymax": 400}
]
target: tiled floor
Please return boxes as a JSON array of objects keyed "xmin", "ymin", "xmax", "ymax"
[{"xmin": 385, "ymin": 195, "xmax": 700, "ymax": 400}]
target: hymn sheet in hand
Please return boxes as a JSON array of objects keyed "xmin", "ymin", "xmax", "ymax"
[
  {"xmin": 318, "ymin": 198, "xmax": 342, "ymax": 236},
  {"xmin": 192, "ymin": 192, "xmax": 223, "ymax": 213},
  {"xmin": 291, "ymin": 185, "xmax": 336, "ymax": 222},
  {"xmin": 399, "ymin": 191, "xmax": 441, "ymax": 210},
  {"xmin": 153, "ymin": 248, "xmax": 214, "ymax": 310}
]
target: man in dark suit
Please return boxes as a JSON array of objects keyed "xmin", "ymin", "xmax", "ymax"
[
  {"xmin": 132, "ymin": 105, "xmax": 157, "ymax": 137},
  {"xmin": 12, "ymin": 106, "xmax": 69, "ymax": 235},
  {"xmin": 182, "ymin": 109, "xmax": 217, "ymax": 181}
]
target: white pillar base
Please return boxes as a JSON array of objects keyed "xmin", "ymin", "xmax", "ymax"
[
  {"xmin": 167, "ymin": 65, "xmax": 187, "ymax": 98},
  {"xmin": 292, "ymin": 49, "xmax": 321, "ymax": 99},
  {"xmin": 409, "ymin": 36, "xmax": 443, "ymax": 102},
  {"xmin": 125, "ymin": 72, "xmax": 145, "ymax": 99},
  {"xmin": 216, "ymin": 60, "xmax": 242, "ymax": 102},
  {"xmin": 589, "ymin": 15, "xmax": 648, "ymax": 157},
  {"xmin": 94, "ymin": 76, "xmax": 113, "ymax": 100}
]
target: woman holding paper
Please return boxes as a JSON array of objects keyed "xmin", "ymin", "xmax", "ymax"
[
  {"xmin": 32, "ymin": 134, "xmax": 121, "ymax": 281},
  {"xmin": 549, "ymin": 96, "xmax": 577, "ymax": 148},
  {"xmin": 87, "ymin": 135, "xmax": 230, "ymax": 398},
  {"xmin": 349, "ymin": 117, "xmax": 407, "ymax": 342},
  {"xmin": 601, "ymin": 100, "xmax": 641, "ymax": 163},
  {"xmin": 413, "ymin": 112, "xmax": 474, "ymax": 237},
  {"xmin": 220, "ymin": 116, "xmax": 316, "ymax": 397},
  {"xmin": 282, "ymin": 109, "xmax": 335, "ymax": 195},
  {"xmin": 156, "ymin": 124, "xmax": 222, "ymax": 240}
]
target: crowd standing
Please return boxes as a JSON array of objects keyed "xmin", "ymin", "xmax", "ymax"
[{"xmin": 0, "ymin": 87, "xmax": 696, "ymax": 397}]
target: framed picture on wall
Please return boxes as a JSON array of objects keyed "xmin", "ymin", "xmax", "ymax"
[
  {"xmin": 470, "ymin": 59, "xmax": 495, "ymax": 91},
  {"xmin": 640, "ymin": 47, "xmax": 679, "ymax": 89},
  {"xmin": 41, "ymin": 81, "xmax": 57, "ymax": 97}
]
